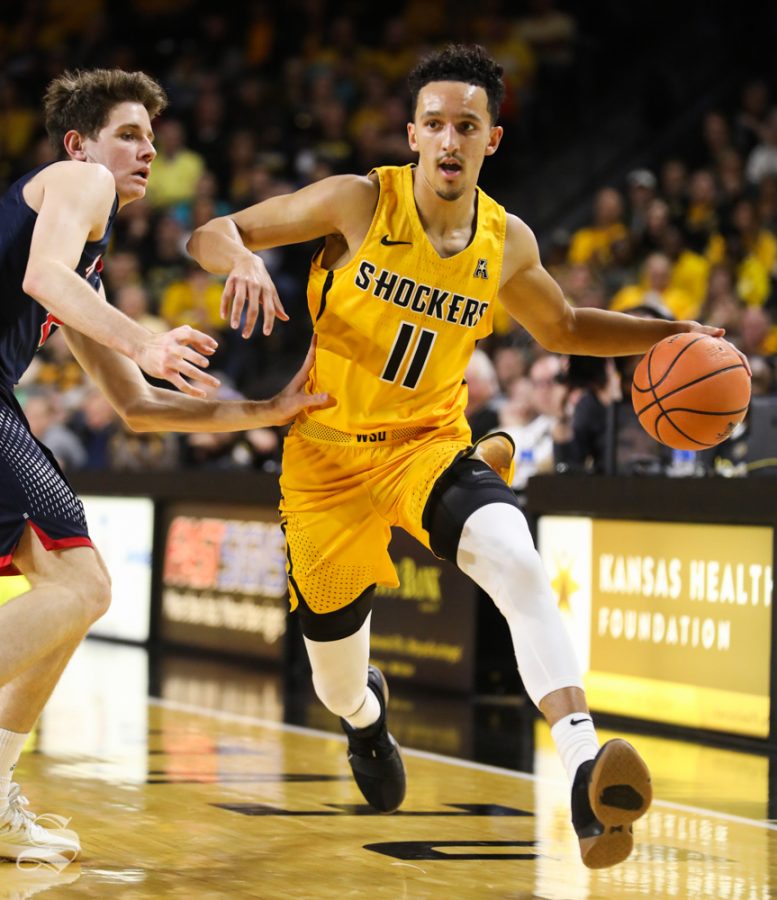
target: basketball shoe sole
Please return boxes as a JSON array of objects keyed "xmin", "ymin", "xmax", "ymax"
[{"xmin": 574, "ymin": 739, "xmax": 652, "ymax": 869}]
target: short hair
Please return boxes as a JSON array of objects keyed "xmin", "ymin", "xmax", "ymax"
[
  {"xmin": 44, "ymin": 69, "xmax": 168, "ymax": 155},
  {"xmin": 407, "ymin": 44, "xmax": 505, "ymax": 124}
]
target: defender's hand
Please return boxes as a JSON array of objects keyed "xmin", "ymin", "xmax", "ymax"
[
  {"xmin": 266, "ymin": 336, "xmax": 334, "ymax": 425},
  {"xmin": 136, "ymin": 326, "xmax": 220, "ymax": 398}
]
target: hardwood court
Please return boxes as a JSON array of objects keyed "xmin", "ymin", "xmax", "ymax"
[{"xmin": 0, "ymin": 642, "xmax": 773, "ymax": 899}]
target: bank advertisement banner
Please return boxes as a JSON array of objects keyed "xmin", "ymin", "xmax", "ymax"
[
  {"xmin": 159, "ymin": 503, "xmax": 288, "ymax": 660},
  {"xmin": 538, "ymin": 516, "xmax": 773, "ymax": 738},
  {"xmin": 370, "ymin": 529, "xmax": 477, "ymax": 692}
]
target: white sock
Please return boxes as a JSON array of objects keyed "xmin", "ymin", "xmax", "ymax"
[
  {"xmin": 0, "ymin": 728, "xmax": 29, "ymax": 806},
  {"xmin": 550, "ymin": 713, "xmax": 600, "ymax": 786},
  {"xmin": 304, "ymin": 614, "xmax": 381, "ymax": 729}
]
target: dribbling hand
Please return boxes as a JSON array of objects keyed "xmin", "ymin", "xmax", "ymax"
[
  {"xmin": 221, "ymin": 253, "xmax": 289, "ymax": 338},
  {"xmin": 136, "ymin": 326, "xmax": 221, "ymax": 398}
]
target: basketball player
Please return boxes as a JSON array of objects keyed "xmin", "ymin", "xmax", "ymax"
[
  {"xmin": 188, "ymin": 46, "xmax": 740, "ymax": 869},
  {"xmin": 0, "ymin": 69, "xmax": 329, "ymax": 865}
]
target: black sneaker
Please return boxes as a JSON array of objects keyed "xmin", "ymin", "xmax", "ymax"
[
  {"xmin": 571, "ymin": 739, "xmax": 652, "ymax": 869},
  {"xmin": 340, "ymin": 666, "xmax": 406, "ymax": 814}
]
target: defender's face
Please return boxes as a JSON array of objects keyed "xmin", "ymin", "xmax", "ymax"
[
  {"xmin": 79, "ymin": 102, "xmax": 157, "ymax": 206},
  {"xmin": 408, "ymin": 81, "xmax": 502, "ymax": 202}
]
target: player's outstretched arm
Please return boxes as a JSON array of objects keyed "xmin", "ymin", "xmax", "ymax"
[
  {"xmin": 498, "ymin": 216, "xmax": 727, "ymax": 358},
  {"xmin": 23, "ymin": 161, "xmax": 219, "ymax": 397},
  {"xmin": 187, "ymin": 174, "xmax": 376, "ymax": 338},
  {"xmin": 63, "ymin": 325, "xmax": 332, "ymax": 433}
]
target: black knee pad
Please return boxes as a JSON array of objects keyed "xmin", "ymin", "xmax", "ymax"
[
  {"xmin": 295, "ymin": 584, "xmax": 375, "ymax": 642},
  {"xmin": 422, "ymin": 455, "xmax": 522, "ymax": 563}
]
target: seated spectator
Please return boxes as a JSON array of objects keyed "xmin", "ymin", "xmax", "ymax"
[
  {"xmin": 717, "ymin": 231, "xmax": 772, "ymax": 308},
  {"xmin": 746, "ymin": 108, "xmax": 777, "ymax": 186},
  {"xmin": 145, "ymin": 119, "xmax": 206, "ymax": 209},
  {"xmin": 659, "ymin": 158, "xmax": 689, "ymax": 227},
  {"xmin": 553, "ymin": 355, "xmax": 621, "ymax": 474},
  {"xmin": 21, "ymin": 388, "xmax": 86, "ymax": 472},
  {"xmin": 159, "ymin": 261, "xmax": 226, "ymax": 333},
  {"xmin": 707, "ymin": 198, "xmax": 777, "ymax": 273},
  {"xmin": 464, "ymin": 348, "xmax": 503, "ymax": 441},
  {"xmin": 684, "ymin": 169, "xmax": 720, "ymax": 254},
  {"xmin": 625, "ymin": 168, "xmax": 657, "ymax": 241},
  {"xmin": 68, "ymin": 387, "xmax": 122, "ymax": 471},
  {"xmin": 700, "ymin": 288, "xmax": 745, "ymax": 340},
  {"xmin": 492, "ymin": 344, "xmax": 529, "ymax": 394},
  {"xmin": 114, "ymin": 283, "xmax": 167, "ymax": 334},
  {"xmin": 568, "ymin": 187, "xmax": 628, "ymax": 267},
  {"xmin": 633, "ymin": 198, "xmax": 671, "ymax": 262},
  {"xmin": 610, "ymin": 252, "xmax": 697, "ymax": 320},
  {"xmin": 735, "ymin": 79, "xmax": 771, "ymax": 157},
  {"xmin": 498, "ymin": 362, "xmax": 560, "ymax": 490},
  {"xmin": 738, "ymin": 306, "xmax": 777, "ymax": 357},
  {"xmin": 660, "ymin": 225, "xmax": 710, "ymax": 315}
]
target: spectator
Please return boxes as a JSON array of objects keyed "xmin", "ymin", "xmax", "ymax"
[
  {"xmin": 145, "ymin": 118, "xmax": 206, "ymax": 209},
  {"xmin": 21, "ymin": 389, "xmax": 86, "ymax": 471},
  {"xmin": 684, "ymin": 169, "xmax": 720, "ymax": 255},
  {"xmin": 114, "ymin": 284, "xmax": 167, "ymax": 334},
  {"xmin": 746, "ymin": 108, "xmax": 777, "ymax": 186},
  {"xmin": 660, "ymin": 225, "xmax": 710, "ymax": 316},
  {"xmin": 464, "ymin": 348, "xmax": 502, "ymax": 441},
  {"xmin": 659, "ymin": 157, "xmax": 689, "ymax": 228},
  {"xmin": 568, "ymin": 187, "xmax": 628, "ymax": 267},
  {"xmin": 159, "ymin": 262, "xmax": 226, "ymax": 334},
  {"xmin": 625, "ymin": 168, "xmax": 657, "ymax": 241},
  {"xmin": 610, "ymin": 252, "xmax": 697, "ymax": 320}
]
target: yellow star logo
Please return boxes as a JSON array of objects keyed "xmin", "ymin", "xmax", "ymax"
[{"xmin": 550, "ymin": 553, "xmax": 579, "ymax": 612}]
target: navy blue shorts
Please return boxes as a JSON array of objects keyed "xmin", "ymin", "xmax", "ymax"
[{"xmin": 0, "ymin": 384, "xmax": 91, "ymax": 575}]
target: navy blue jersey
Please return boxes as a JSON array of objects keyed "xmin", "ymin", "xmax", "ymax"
[{"xmin": 0, "ymin": 163, "xmax": 118, "ymax": 385}]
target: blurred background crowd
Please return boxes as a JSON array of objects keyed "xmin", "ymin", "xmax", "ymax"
[{"xmin": 2, "ymin": 0, "xmax": 776, "ymax": 483}]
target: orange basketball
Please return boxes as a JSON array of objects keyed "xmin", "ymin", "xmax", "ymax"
[{"xmin": 631, "ymin": 333, "xmax": 751, "ymax": 450}]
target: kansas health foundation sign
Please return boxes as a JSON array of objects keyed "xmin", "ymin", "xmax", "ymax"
[{"xmin": 538, "ymin": 516, "xmax": 773, "ymax": 738}]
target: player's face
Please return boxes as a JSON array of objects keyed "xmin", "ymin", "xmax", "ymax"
[
  {"xmin": 80, "ymin": 102, "xmax": 157, "ymax": 206},
  {"xmin": 408, "ymin": 82, "xmax": 502, "ymax": 202}
]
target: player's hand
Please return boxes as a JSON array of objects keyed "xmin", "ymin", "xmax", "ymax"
[
  {"xmin": 681, "ymin": 321, "xmax": 752, "ymax": 376},
  {"xmin": 136, "ymin": 326, "xmax": 220, "ymax": 398},
  {"xmin": 221, "ymin": 252, "xmax": 289, "ymax": 338},
  {"xmin": 265, "ymin": 336, "xmax": 334, "ymax": 425}
]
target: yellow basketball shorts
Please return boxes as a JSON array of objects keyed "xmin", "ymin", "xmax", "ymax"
[{"xmin": 279, "ymin": 420, "xmax": 471, "ymax": 615}]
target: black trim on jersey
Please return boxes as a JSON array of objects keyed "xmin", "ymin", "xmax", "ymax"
[
  {"xmin": 295, "ymin": 584, "xmax": 375, "ymax": 642},
  {"xmin": 316, "ymin": 269, "xmax": 334, "ymax": 323},
  {"xmin": 422, "ymin": 456, "xmax": 522, "ymax": 563}
]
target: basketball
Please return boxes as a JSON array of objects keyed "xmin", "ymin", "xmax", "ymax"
[{"xmin": 631, "ymin": 333, "xmax": 751, "ymax": 450}]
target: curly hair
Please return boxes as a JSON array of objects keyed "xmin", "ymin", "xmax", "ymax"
[
  {"xmin": 407, "ymin": 44, "xmax": 505, "ymax": 124},
  {"xmin": 44, "ymin": 69, "xmax": 168, "ymax": 155}
]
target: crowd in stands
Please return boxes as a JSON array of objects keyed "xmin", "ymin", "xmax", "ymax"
[{"xmin": 1, "ymin": 2, "xmax": 775, "ymax": 480}]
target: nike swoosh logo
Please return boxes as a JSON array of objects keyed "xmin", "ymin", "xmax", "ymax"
[
  {"xmin": 570, "ymin": 717, "xmax": 592, "ymax": 726},
  {"xmin": 381, "ymin": 234, "xmax": 412, "ymax": 246}
]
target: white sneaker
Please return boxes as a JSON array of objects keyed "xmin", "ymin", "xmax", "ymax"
[{"xmin": 0, "ymin": 784, "xmax": 80, "ymax": 867}]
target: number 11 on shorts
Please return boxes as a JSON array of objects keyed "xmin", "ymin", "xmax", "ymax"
[{"xmin": 381, "ymin": 322, "xmax": 438, "ymax": 390}]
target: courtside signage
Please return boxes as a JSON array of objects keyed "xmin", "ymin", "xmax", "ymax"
[
  {"xmin": 538, "ymin": 516, "xmax": 773, "ymax": 738},
  {"xmin": 159, "ymin": 504, "xmax": 288, "ymax": 660}
]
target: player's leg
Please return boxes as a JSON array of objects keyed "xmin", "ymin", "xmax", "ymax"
[
  {"xmin": 0, "ymin": 527, "xmax": 109, "ymax": 864},
  {"xmin": 280, "ymin": 433, "xmax": 406, "ymax": 812},
  {"xmin": 0, "ymin": 530, "xmax": 109, "ymax": 688},
  {"xmin": 420, "ymin": 454, "xmax": 651, "ymax": 869},
  {"xmin": 296, "ymin": 592, "xmax": 405, "ymax": 813}
]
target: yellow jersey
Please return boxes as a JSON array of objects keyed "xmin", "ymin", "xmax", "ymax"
[{"xmin": 305, "ymin": 164, "xmax": 506, "ymax": 434}]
